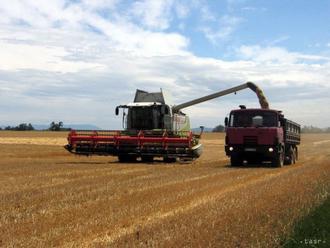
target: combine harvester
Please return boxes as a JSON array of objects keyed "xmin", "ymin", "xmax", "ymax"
[{"xmin": 65, "ymin": 82, "xmax": 276, "ymax": 162}]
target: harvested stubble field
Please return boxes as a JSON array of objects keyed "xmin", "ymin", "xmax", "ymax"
[{"xmin": 0, "ymin": 131, "xmax": 329, "ymax": 247}]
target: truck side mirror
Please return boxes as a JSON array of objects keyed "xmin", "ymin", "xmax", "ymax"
[
  {"xmin": 115, "ymin": 107, "xmax": 119, "ymax": 116},
  {"xmin": 225, "ymin": 117, "xmax": 229, "ymax": 126}
]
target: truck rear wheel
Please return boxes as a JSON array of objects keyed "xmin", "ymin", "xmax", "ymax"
[
  {"xmin": 230, "ymin": 156, "xmax": 242, "ymax": 167},
  {"xmin": 272, "ymin": 152, "xmax": 284, "ymax": 168},
  {"xmin": 285, "ymin": 147, "xmax": 296, "ymax": 165},
  {"xmin": 285, "ymin": 148, "xmax": 293, "ymax": 165},
  {"xmin": 292, "ymin": 149, "xmax": 296, "ymax": 164}
]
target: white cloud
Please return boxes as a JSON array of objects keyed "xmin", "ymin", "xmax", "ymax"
[
  {"xmin": 0, "ymin": 41, "xmax": 104, "ymax": 72},
  {"xmin": 130, "ymin": 0, "xmax": 175, "ymax": 30},
  {"xmin": 80, "ymin": 0, "xmax": 119, "ymax": 10},
  {"xmin": 238, "ymin": 45, "xmax": 330, "ymax": 64},
  {"xmin": 268, "ymin": 35, "xmax": 290, "ymax": 46},
  {"xmin": 0, "ymin": 0, "xmax": 191, "ymax": 60},
  {"xmin": 174, "ymin": 2, "xmax": 190, "ymax": 19},
  {"xmin": 200, "ymin": 5, "xmax": 216, "ymax": 21},
  {"xmin": 200, "ymin": 15, "xmax": 242, "ymax": 44},
  {"xmin": 241, "ymin": 6, "xmax": 267, "ymax": 12}
]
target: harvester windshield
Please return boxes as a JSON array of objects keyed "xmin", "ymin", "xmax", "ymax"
[
  {"xmin": 127, "ymin": 106, "xmax": 163, "ymax": 130},
  {"xmin": 229, "ymin": 110, "xmax": 278, "ymax": 128}
]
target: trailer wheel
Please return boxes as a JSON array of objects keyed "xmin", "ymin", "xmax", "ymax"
[
  {"xmin": 272, "ymin": 151, "xmax": 284, "ymax": 168},
  {"xmin": 230, "ymin": 156, "xmax": 242, "ymax": 167}
]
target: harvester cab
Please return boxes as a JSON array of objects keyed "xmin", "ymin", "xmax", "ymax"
[
  {"xmin": 116, "ymin": 102, "xmax": 168, "ymax": 130},
  {"xmin": 114, "ymin": 89, "xmax": 192, "ymax": 135}
]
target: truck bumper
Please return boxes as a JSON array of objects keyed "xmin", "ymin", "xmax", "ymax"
[{"xmin": 225, "ymin": 145, "xmax": 279, "ymax": 159}]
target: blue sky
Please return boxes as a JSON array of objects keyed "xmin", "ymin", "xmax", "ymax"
[{"xmin": 0, "ymin": 0, "xmax": 329, "ymax": 128}]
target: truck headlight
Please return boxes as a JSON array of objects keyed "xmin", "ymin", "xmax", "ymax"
[
  {"xmin": 268, "ymin": 147, "xmax": 274, "ymax": 152},
  {"xmin": 229, "ymin": 147, "xmax": 234, "ymax": 151}
]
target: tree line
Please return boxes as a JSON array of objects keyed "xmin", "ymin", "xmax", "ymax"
[
  {"xmin": 0, "ymin": 122, "xmax": 71, "ymax": 131},
  {"xmin": 0, "ymin": 123, "xmax": 35, "ymax": 131},
  {"xmin": 301, "ymin": 126, "xmax": 330, "ymax": 133}
]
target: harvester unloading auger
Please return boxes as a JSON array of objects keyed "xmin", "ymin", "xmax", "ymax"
[{"xmin": 65, "ymin": 82, "xmax": 269, "ymax": 162}]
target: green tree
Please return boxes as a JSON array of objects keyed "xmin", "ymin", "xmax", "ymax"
[
  {"xmin": 49, "ymin": 121, "xmax": 64, "ymax": 131},
  {"xmin": 212, "ymin": 124, "xmax": 225, "ymax": 132},
  {"xmin": 15, "ymin": 123, "xmax": 35, "ymax": 131},
  {"xmin": 5, "ymin": 126, "xmax": 12, "ymax": 130}
]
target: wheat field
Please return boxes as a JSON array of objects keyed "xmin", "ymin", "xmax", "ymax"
[{"xmin": 0, "ymin": 131, "xmax": 329, "ymax": 247}]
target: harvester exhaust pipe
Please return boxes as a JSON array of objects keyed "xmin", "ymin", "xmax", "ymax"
[{"xmin": 172, "ymin": 81, "xmax": 269, "ymax": 112}]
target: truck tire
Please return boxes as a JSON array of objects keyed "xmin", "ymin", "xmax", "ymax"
[
  {"xmin": 118, "ymin": 155, "xmax": 137, "ymax": 163},
  {"xmin": 230, "ymin": 156, "xmax": 242, "ymax": 167},
  {"xmin": 272, "ymin": 152, "xmax": 284, "ymax": 168},
  {"xmin": 141, "ymin": 155, "xmax": 154, "ymax": 163},
  {"xmin": 292, "ymin": 149, "xmax": 296, "ymax": 164},
  {"xmin": 295, "ymin": 147, "xmax": 298, "ymax": 161},
  {"xmin": 284, "ymin": 147, "xmax": 294, "ymax": 165},
  {"xmin": 164, "ymin": 157, "xmax": 176, "ymax": 163}
]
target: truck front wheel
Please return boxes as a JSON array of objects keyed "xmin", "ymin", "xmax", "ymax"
[
  {"xmin": 272, "ymin": 152, "xmax": 284, "ymax": 168},
  {"xmin": 230, "ymin": 156, "xmax": 242, "ymax": 167}
]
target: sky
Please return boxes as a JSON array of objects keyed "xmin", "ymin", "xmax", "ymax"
[{"xmin": 0, "ymin": 0, "xmax": 330, "ymax": 129}]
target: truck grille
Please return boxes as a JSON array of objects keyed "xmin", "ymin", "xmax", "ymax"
[{"xmin": 244, "ymin": 136, "xmax": 258, "ymax": 145}]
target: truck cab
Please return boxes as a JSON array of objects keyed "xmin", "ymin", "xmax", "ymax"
[{"xmin": 225, "ymin": 107, "xmax": 300, "ymax": 167}]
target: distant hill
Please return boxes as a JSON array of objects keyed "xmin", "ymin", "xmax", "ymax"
[{"xmin": 63, "ymin": 124, "xmax": 101, "ymax": 130}]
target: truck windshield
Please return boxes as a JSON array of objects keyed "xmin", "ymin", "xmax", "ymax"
[{"xmin": 229, "ymin": 111, "xmax": 278, "ymax": 127}]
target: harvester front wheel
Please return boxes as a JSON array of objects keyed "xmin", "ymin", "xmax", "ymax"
[{"xmin": 230, "ymin": 156, "xmax": 242, "ymax": 167}]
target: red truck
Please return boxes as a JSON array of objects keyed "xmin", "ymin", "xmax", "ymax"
[{"xmin": 224, "ymin": 106, "xmax": 301, "ymax": 167}]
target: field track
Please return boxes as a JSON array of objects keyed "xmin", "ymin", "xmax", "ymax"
[{"xmin": 0, "ymin": 132, "xmax": 329, "ymax": 247}]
